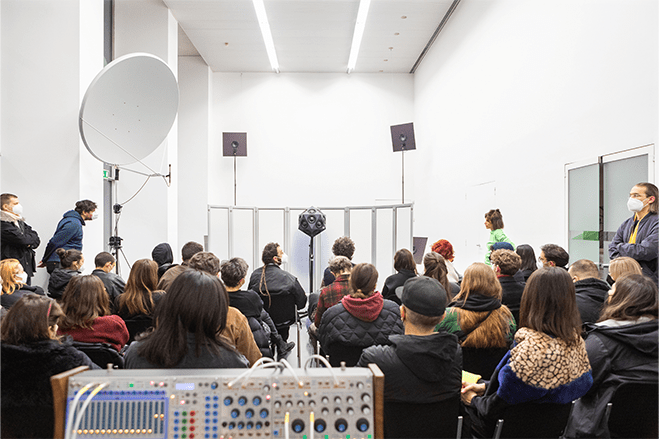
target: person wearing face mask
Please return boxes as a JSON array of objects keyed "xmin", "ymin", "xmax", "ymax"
[
  {"xmin": 47, "ymin": 249, "xmax": 83, "ymax": 300},
  {"xmin": 248, "ymin": 242, "xmax": 307, "ymax": 341},
  {"xmin": 0, "ymin": 259, "xmax": 45, "ymax": 309},
  {"xmin": 38, "ymin": 199, "xmax": 97, "ymax": 274},
  {"xmin": 1, "ymin": 193, "xmax": 40, "ymax": 285},
  {"xmin": 609, "ymin": 182, "xmax": 658, "ymax": 282}
]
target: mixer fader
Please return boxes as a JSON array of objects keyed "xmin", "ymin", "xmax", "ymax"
[{"xmin": 60, "ymin": 360, "xmax": 383, "ymax": 439}]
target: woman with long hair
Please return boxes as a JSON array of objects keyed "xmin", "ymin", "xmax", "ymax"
[
  {"xmin": 423, "ymin": 252, "xmax": 459, "ymax": 300},
  {"xmin": 0, "ymin": 258, "xmax": 45, "ymax": 309},
  {"xmin": 564, "ymin": 274, "xmax": 658, "ymax": 437},
  {"xmin": 1, "ymin": 294, "xmax": 97, "ymax": 438},
  {"xmin": 116, "ymin": 259, "xmax": 163, "ymax": 341},
  {"xmin": 462, "ymin": 267, "xmax": 593, "ymax": 437},
  {"xmin": 484, "ymin": 209, "xmax": 514, "ymax": 265},
  {"xmin": 47, "ymin": 248, "xmax": 84, "ymax": 300},
  {"xmin": 58, "ymin": 275, "xmax": 129, "ymax": 352},
  {"xmin": 608, "ymin": 256, "xmax": 643, "ymax": 282},
  {"xmin": 382, "ymin": 248, "xmax": 418, "ymax": 305},
  {"xmin": 431, "ymin": 239, "xmax": 461, "ymax": 283},
  {"xmin": 515, "ymin": 244, "xmax": 537, "ymax": 281},
  {"xmin": 318, "ymin": 263, "xmax": 404, "ymax": 366},
  {"xmin": 124, "ymin": 270, "xmax": 249, "ymax": 369}
]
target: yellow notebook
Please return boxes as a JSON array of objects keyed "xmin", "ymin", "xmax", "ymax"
[{"xmin": 462, "ymin": 370, "xmax": 482, "ymax": 384}]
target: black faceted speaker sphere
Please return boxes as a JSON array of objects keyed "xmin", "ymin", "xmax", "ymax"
[{"xmin": 298, "ymin": 207, "xmax": 326, "ymax": 237}]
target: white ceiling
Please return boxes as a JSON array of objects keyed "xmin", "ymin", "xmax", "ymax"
[{"xmin": 166, "ymin": 0, "xmax": 459, "ymax": 73}]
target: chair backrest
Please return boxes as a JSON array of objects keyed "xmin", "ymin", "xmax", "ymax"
[
  {"xmin": 461, "ymin": 347, "xmax": 509, "ymax": 379},
  {"xmin": 262, "ymin": 293, "xmax": 297, "ymax": 329},
  {"xmin": 495, "ymin": 402, "xmax": 573, "ymax": 438},
  {"xmin": 326, "ymin": 342, "xmax": 366, "ymax": 367},
  {"xmin": 607, "ymin": 381, "xmax": 659, "ymax": 438},
  {"xmin": 384, "ymin": 395, "xmax": 460, "ymax": 439},
  {"xmin": 72, "ymin": 341, "xmax": 124, "ymax": 369},
  {"xmin": 123, "ymin": 315, "xmax": 154, "ymax": 343}
]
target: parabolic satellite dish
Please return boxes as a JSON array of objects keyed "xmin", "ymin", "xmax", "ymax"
[{"xmin": 79, "ymin": 53, "xmax": 179, "ymax": 166}]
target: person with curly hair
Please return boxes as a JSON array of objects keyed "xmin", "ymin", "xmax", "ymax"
[
  {"xmin": 484, "ymin": 209, "xmax": 514, "ymax": 265},
  {"xmin": 431, "ymin": 239, "xmax": 461, "ymax": 283},
  {"xmin": 322, "ymin": 236, "xmax": 356, "ymax": 286}
]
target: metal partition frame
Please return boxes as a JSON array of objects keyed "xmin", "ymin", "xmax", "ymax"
[{"xmin": 207, "ymin": 203, "xmax": 414, "ymax": 290}]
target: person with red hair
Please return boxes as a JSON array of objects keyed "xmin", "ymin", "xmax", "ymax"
[{"xmin": 431, "ymin": 239, "xmax": 461, "ymax": 283}]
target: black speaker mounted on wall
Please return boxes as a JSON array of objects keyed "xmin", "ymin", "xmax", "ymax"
[{"xmin": 298, "ymin": 206, "xmax": 326, "ymax": 238}]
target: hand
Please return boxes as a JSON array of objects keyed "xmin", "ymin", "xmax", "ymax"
[
  {"xmin": 461, "ymin": 382, "xmax": 486, "ymax": 406},
  {"xmin": 461, "ymin": 389, "xmax": 478, "ymax": 405},
  {"xmin": 37, "ymin": 261, "xmax": 45, "ymax": 268}
]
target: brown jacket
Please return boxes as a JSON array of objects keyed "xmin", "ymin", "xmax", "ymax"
[
  {"xmin": 157, "ymin": 264, "xmax": 188, "ymax": 291},
  {"xmin": 220, "ymin": 307, "xmax": 262, "ymax": 366}
]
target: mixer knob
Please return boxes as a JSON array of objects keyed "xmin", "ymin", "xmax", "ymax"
[
  {"xmin": 285, "ymin": 401, "xmax": 293, "ymax": 408},
  {"xmin": 346, "ymin": 396, "xmax": 354, "ymax": 404},
  {"xmin": 334, "ymin": 408, "xmax": 341, "ymax": 415},
  {"xmin": 321, "ymin": 396, "xmax": 329, "ymax": 404},
  {"xmin": 273, "ymin": 401, "xmax": 281, "ymax": 409},
  {"xmin": 347, "ymin": 408, "xmax": 354, "ymax": 415},
  {"xmin": 321, "ymin": 408, "xmax": 329, "ymax": 416},
  {"xmin": 308, "ymin": 400, "xmax": 316, "ymax": 407},
  {"xmin": 334, "ymin": 419, "xmax": 348, "ymax": 433},
  {"xmin": 357, "ymin": 381, "xmax": 364, "ymax": 389},
  {"xmin": 356, "ymin": 418, "xmax": 369, "ymax": 432},
  {"xmin": 291, "ymin": 420, "xmax": 305, "ymax": 433},
  {"xmin": 361, "ymin": 393, "xmax": 371, "ymax": 403},
  {"xmin": 334, "ymin": 396, "xmax": 341, "ymax": 404},
  {"xmin": 362, "ymin": 405, "xmax": 371, "ymax": 415},
  {"xmin": 313, "ymin": 419, "xmax": 327, "ymax": 433},
  {"xmin": 297, "ymin": 401, "xmax": 304, "ymax": 407}
]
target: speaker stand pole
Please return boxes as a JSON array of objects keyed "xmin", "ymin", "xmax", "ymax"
[
  {"xmin": 308, "ymin": 236, "xmax": 314, "ymax": 295},
  {"xmin": 401, "ymin": 147, "xmax": 405, "ymax": 204},
  {"xmin": 233, "ymin": 154, "xmax": 237, "ymax": 205}
]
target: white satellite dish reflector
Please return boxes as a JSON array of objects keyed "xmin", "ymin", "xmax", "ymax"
[{"xmin": 79, "ymin": 53, "xmax": 179, "ymax": 166}]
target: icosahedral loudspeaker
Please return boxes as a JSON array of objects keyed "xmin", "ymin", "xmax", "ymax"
[{"xmin": 298, "ymin": 207, "xmax": 326, "ymax": 237}]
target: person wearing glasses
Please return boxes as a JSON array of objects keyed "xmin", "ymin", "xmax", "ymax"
[
  {"xmin": 91, "ymin": 252, "xmax": 125, "ymax": 313},
  {"xmin": 538, "ymin": 244, "xmax": 569, "ymax": 270}
]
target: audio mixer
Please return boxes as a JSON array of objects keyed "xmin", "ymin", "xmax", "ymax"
[{"xmin": 61, "ymin": 362, "xmax": 382, "ymax": 439}]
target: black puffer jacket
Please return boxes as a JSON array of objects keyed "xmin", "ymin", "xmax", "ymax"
[
  {"xmin": 0, "ymin": 284, "xmax": 45, "ymax": 309},
  {"xmin": 574, "ymin": 277, "xmax": 610, "ymax": 324},
  {"xmin": 564, "ymin": 319, "xmax": 658, "ymax": 438},
  {"xmin": 229, "ymin": 289, "xmax": 273, "ymax": 357},
  {"xmin": 48, "ymin": 267, "xmax": 80, "ymax": 299},
  {"xmin": 1, "ymin": 337, "xmax": 99, "ymax": 438},
  {"xmin": 358, "ymin": 331, "xmax": 462, "ymax": 403},
  {"xmin": 318, "ymin": 296, "xmax": 404, "ymax": 360}
]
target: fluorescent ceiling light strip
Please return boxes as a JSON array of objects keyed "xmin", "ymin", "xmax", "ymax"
[
  {"xmin": 252, "ymin": 0, "xmax": 280, "ymax": 73},
  {"xmin": 347, "ymin": 0, "xmax": 372, "ymax": 73}
]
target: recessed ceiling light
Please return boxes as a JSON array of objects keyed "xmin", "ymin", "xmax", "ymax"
[{"xmin": 252, "ymin": 0, "xmax": 279, "ymax": 73}]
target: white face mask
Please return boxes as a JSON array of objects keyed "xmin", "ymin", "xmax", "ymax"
[
  {"xmin": 627, "ymin": 197, "xmax": 645, "ymax": 213},
  {"xmin": 91, "ymin": 212, "xmax": 99, "ymax": 220},
  {"xmin": 12, "ymin": 203, "xmax": 23, "ymax": 216},
  {"xmin": 16, "ymin": 272, "xmax": 27, "ymax": 284},
  {"xmin": 280, "ymin": 253, "xmax": 289, "ymax": 265},
  {"xmin": 77, "ymin": 264, "xmax": 85, "ymax": 273}
]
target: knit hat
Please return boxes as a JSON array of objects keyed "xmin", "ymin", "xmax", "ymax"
[{"xmin": 399, "ymin": 276, "xmax": 447, "ymax": 317}]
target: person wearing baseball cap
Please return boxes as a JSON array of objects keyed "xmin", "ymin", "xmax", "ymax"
[{"xmin": 358, "ymin": 276, "xmax": 462, "ymax": 437}]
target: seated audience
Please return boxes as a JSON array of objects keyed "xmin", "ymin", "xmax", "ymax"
[
  {"xmin": 124, "ymin": 270, "xmax": 249, "ymax": 369},
  {"xmin": 322, "ymin": 236, "xmax": 356, "ymax": 287},
  {"xmin": 157, "ymin": 241, "xmax": 204, "ymax": 291},
  {"xmin": 382, "ymin": 248, "xmax": 418, "ymax": 305},
  {"xmin": 115, "ymin": 259, "xmax": 163, "ymax": 341},
  {"xmin": 248, "ymin": 242, "xmax": 307, "ymax": 341},
  {"xmin": 151, "ymin": 242, "xmax": 177, "ymax": 280},
  {"xmin": 313, "ymin": 256, "xmax": 353, "ymax": 329},
  {"xmin": 568, "ymin": 259, "xmax": 610, "ymax": 325},
  {"xmin": 318, "ymin": 263, "xmax": 404, "ymax": 366},
  {"xmin": 358, "ymin": 276, "xmax": 461, "ymax": 407},
  {"xmin": 515, "ymin": 244, "xmax": 538, "ymax": 281},
  {"xmin": 1, "ymin": 258, "xmax": 45, "ymax": 309},
  {"xmin": 48, "ymin": 248, "xmax": 83, "ymax": 299},
  {"xmin": 564, "ymin": 274, "xmax": 658, "ymax": 437},
  {"xmin": 214, "ymin": 255, "xmax": 294, "ymax": 361},
  {"xmin": 539, "ymin": 243, "xmax": 569, "ymax": 269},
  {"xmin": 1, "ymin": 294, "xmax": 98, "ymax": 438},
  {"xmin": 609, "ymin": 256, "xmax": 643, "ymax": 282},
  {"xmin": 57, "ymin": 275, "xmax": 129, "ymax": 352},
  {"xmin": 431, "ymin": 239, "xmax": 461, "ymax": 283},
  {"xmin": 461, "ymin": 267, "xmax": 593, "ymax": 437},
  {"xmin": 188, "ymin": 252, "xmax": 263, "ymax": 365},
  {"xmin": 490, "ymin": 249, "xmax": 525, "ymax": 324},
  {"xmin": 91, "ymin": 251, "xmax": 125, "ymax": 312},
  {"xmin": 423, "ymin": 252, "xmax": 459, "ymax": 299}
]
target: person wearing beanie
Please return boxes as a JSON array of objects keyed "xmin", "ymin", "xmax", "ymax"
[{"xmin": 358, "ymin": 276, "xmax": 462, "ymax": 438}]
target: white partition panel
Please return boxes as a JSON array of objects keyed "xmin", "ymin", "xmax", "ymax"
[{"xmin": 208, "ymin": 204, "xmax": 413, "ymax": 294}]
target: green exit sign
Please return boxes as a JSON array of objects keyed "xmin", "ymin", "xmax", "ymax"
[{"xmin": 103, "ymin": 170, "xmax": 110, "ymax": 179}]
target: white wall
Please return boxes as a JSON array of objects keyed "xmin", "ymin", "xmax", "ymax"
[
  {"xmin": 413, "ymin": 0, "xmax": 658, "ymax": 272},
  {"xmin": 178, "ymin": 55, "xmax": 211, "ymax": 247},
  {"xmin": 112, "ymin": 0, "xmax": 179, "ymax": 268},
  {"xmin": 1, "ymin": 0, "xmax": 104, "ymax": 288}
]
